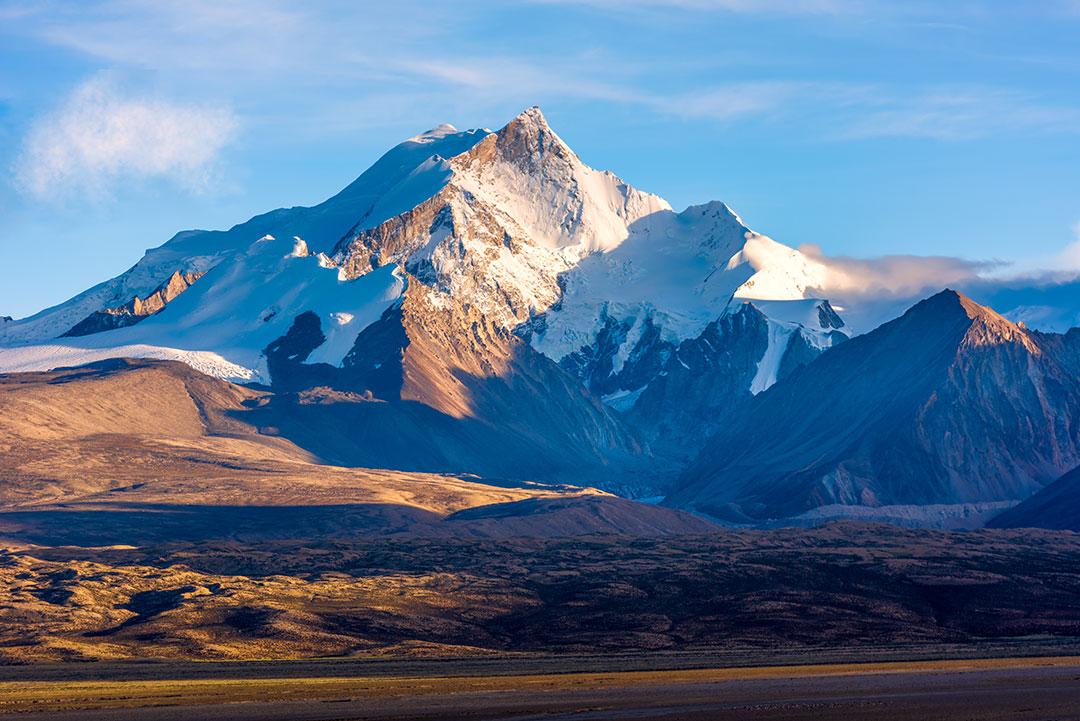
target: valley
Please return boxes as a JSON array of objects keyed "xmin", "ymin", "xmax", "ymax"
[
  {"xmin": 1, "ymin": 107, "xmax": 1080, "ymax": 720},
  {"xmin": 4, "ymin": 3, "xmax": 1080, "ymax": 718},
  {"xmin": 3, "ymin": 655, "xmax": 1080, "ymax": 719}
]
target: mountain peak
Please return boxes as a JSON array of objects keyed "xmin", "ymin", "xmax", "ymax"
[
  {"xmin": 903, "ymin": 289, "xmax": 1037, "ymax": 352},
  {"xmin": 513, "ymin": 105, "xmax": 549, "ymax": 127},
  {"xmin": 917, "ymin": 288, "xmax": 1004, "ymax": 320},
  {"xmin": 492, "ymin": 105, "xmax": 574, "ymax": 164},
  {"xmin": 910, "ymin": 288, "xmax": 986, "ymax": 320}
]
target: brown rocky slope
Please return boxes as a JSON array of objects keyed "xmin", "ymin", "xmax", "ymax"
[{"xmin": 0, "ymin": 358, "xmax": 708, "ymax": 541}]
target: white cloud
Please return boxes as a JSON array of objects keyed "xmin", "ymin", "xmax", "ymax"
[
  {"xmin": 13, "ymin": 76, "xmax": 237, "ymax": 200},
  {"xmin": 1052, "ymin": 222, "xmax": 1080, "ymax": 270},
  {"xmin": 841, "ymin": 89, "xmax": 1080, "ymax": 141},
  {"xmin": 531, "ymin": 0, "xmax": 862, "ymax": 14},
  {"xmin": 788, "ymin": 227, "xmax": 1080, "ymax": 332},
  {"xmin": 798, "ymin": 244, "xmax": 994, "ymax": 298}
]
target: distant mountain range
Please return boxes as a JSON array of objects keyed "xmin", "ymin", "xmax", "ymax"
[
  {"xmin": 2, "ymin": 107, "xmax": 1079, "ymax": 530},
  {"xmin": 669, "ymin": 289, "xmax": 1080, "ymax": 526}
]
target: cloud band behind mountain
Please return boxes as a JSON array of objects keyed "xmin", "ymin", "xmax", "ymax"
[{"xmin": 797, "ymin": 244, "xmax": 996, "ymax": 298}]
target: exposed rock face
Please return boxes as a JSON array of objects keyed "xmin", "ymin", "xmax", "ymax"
[
  {"xmin": 669, "ymin": 290, "xmax": 1080, "ymax": 522},
  {"xmin": 546, "ymin": 299, "xmax": 844, "ymax": 456},
  {"xmin": 262, "ymin": 310, "xmax": 334, "ymax": 392},
  {"xmin": 624, "ymin": 304, "xmax": 769, "ymax": 459},
  {"xmin": 256, "ymin": 279, "xmax": 649, "ymax": 491},
  {"xmin": 62, "ymin": 271, "xmax": 202, "ymax": 337},
  {"xmin": 331, "ymin": 107, "xmax": 670, "ymax": 332},
  {"xmin": 539, "ymin": 307, "xmax": 671, "ymax": 400}
]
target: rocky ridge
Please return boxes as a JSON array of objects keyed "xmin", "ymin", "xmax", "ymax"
[{"xmin": 669, "ymin": 290, "xmax": 1080, "ymax": 521}]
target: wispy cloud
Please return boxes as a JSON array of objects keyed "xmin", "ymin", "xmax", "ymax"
[
  {"xmin": 665, "ymin": 83, "xmax": 798, "ymax": 121},
  {"xmin": 14, "ymin": 76, "xmax": 238, "ymax": 200},
  {"xmin": 531, "ymin": 0, "xmax": 863, "ymax": 14},
  {"xmin": 31, "ymin": 0, "xmax": 309, "ymax": 72},
  {"xmin": 658, "ymin": 81, "xmax": 877, "ymax": 123},
  {"xmin": 1050, "ymin": 222, "xmax": 1080, "ymax": 271},
  {"xmin": 791, "ymin": 225, "xmax": 1080, "ymax": 332},
  {"xmin": 799, "ymin": 244, "xmax": 996, "ymax": 298},
  {"xmin": 842, "ymin": 88, "xmax": 1080, "ymax": 140},
  {"xmin": 9, "ymin": 2, "xmax": 1079, "ymax": 146}
]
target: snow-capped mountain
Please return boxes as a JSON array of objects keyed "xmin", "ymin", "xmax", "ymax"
[
  {"xmin": 0, "ymin": 122, "xmax": 493, "ymax": 378},
  {"xmin": 0, "ymin": 107, "xmax": 845, "ymax": 414},
  {"xmin": 5, "ymin": 106, "xmax": 1080, "ymax": 521}
]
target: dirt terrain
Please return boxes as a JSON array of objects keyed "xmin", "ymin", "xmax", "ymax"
[
  {"xmin": 3, "ymin": 656, "xmax": 1080, "ymax": 720},
  {"xmin": 3, "ymin": 524, "xmax": 1080, "ymax": 661},
  {"xmin": 0, "ymin": 359, "xmax": 708, "ymax": 540}
]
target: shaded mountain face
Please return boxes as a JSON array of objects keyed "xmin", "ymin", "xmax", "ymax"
[
  {"xmin": 619, "ymin": 300, "xmax": 846, "ymax": 460},
  {"xmin": 0, "ymin": 358, "xmax": 709, "ymax": 541},
  {"xmin": 988, "ymin": 464, "xmax": 1080, "ymax": 531},
  {"xmin": 256, "ymin": 279, "xmax": 649, "ymax": 491},
  {"xmin": 668, "ymin": 290, "xmax": 1080, "ymax": 523}
]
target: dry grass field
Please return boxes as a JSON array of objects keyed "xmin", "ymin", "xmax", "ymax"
[{"xmin": 3, "ymin": 656, "xmax": 1080, "ymax": 720}]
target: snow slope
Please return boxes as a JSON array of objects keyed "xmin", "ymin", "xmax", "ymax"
[
  {"xmin": 528, "ymin": 200, "xmax": 844, "ymax": 398},
  {"xmin": 0, "ymin": 107, "xmax": 844, "ymax": 394},
  {"xmin": 0, "ymin": 235, "xmax": 404, "ymax": 384},
  {"xmin": 0, "ymin": 124, "xmax": 486, "ymax": 346}
]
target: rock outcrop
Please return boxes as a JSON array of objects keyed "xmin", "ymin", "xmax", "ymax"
[{"xmin": 62, "ymin": 270, "xmax": 203, "ymax": 337}]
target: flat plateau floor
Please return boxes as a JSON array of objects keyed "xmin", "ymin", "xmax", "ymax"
[{"xmin": 4, "ymin": 656, "xmax": 1080, "ymax": 721}]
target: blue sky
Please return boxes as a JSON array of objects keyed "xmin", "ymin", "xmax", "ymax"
[{"xmin": 1, "ymin": 0, "xmax": 1078, "ymax": 319}]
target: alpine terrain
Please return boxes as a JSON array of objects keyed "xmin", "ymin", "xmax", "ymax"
[
  {"xmin": 670, "ymin": 290, "xmax": 1080, "ymax": 525},
  {"xmin": 2, "ymin": 107, "xmax": 1079, "ymax": 527},
  {"xmin": 0, "ymin": 107, "xmax": 848, "ymax": 492},
  {"xmin": 2, "ymin": 106, "xmax": 1080, "ymax": 675}
]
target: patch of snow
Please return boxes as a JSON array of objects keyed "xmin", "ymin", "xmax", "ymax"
[
  {"xmin": 0, "ymin": 343, "xmax": 256, "ymax": 382},
  {"xmin": 0, "ymin": 235, "xmax": 405, "ymax": 383},
  {"xmin": 329, "ymin": 312, "xmax": 354, "ymax": 325},
  {"xmin": 602, "ymin": 386, "xmax": 646, "ymax": 412},
  {"xmin": 634, "ymin": 495, "xmax": 665, "ymax": 505},
  {"xmin": 611, "ymin": 310, "xmax": 649, "ymax": 375},
  {"xmin": 749, "ymin": 319, "xmax": 796, "ymax": 394},
  {"xmin": 289, "ymin": 236, "xmax": 309, "ymax": 258},
  {"xmin": 731, "ymin": 232, "xmax": 828, "ymax": 302}
]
